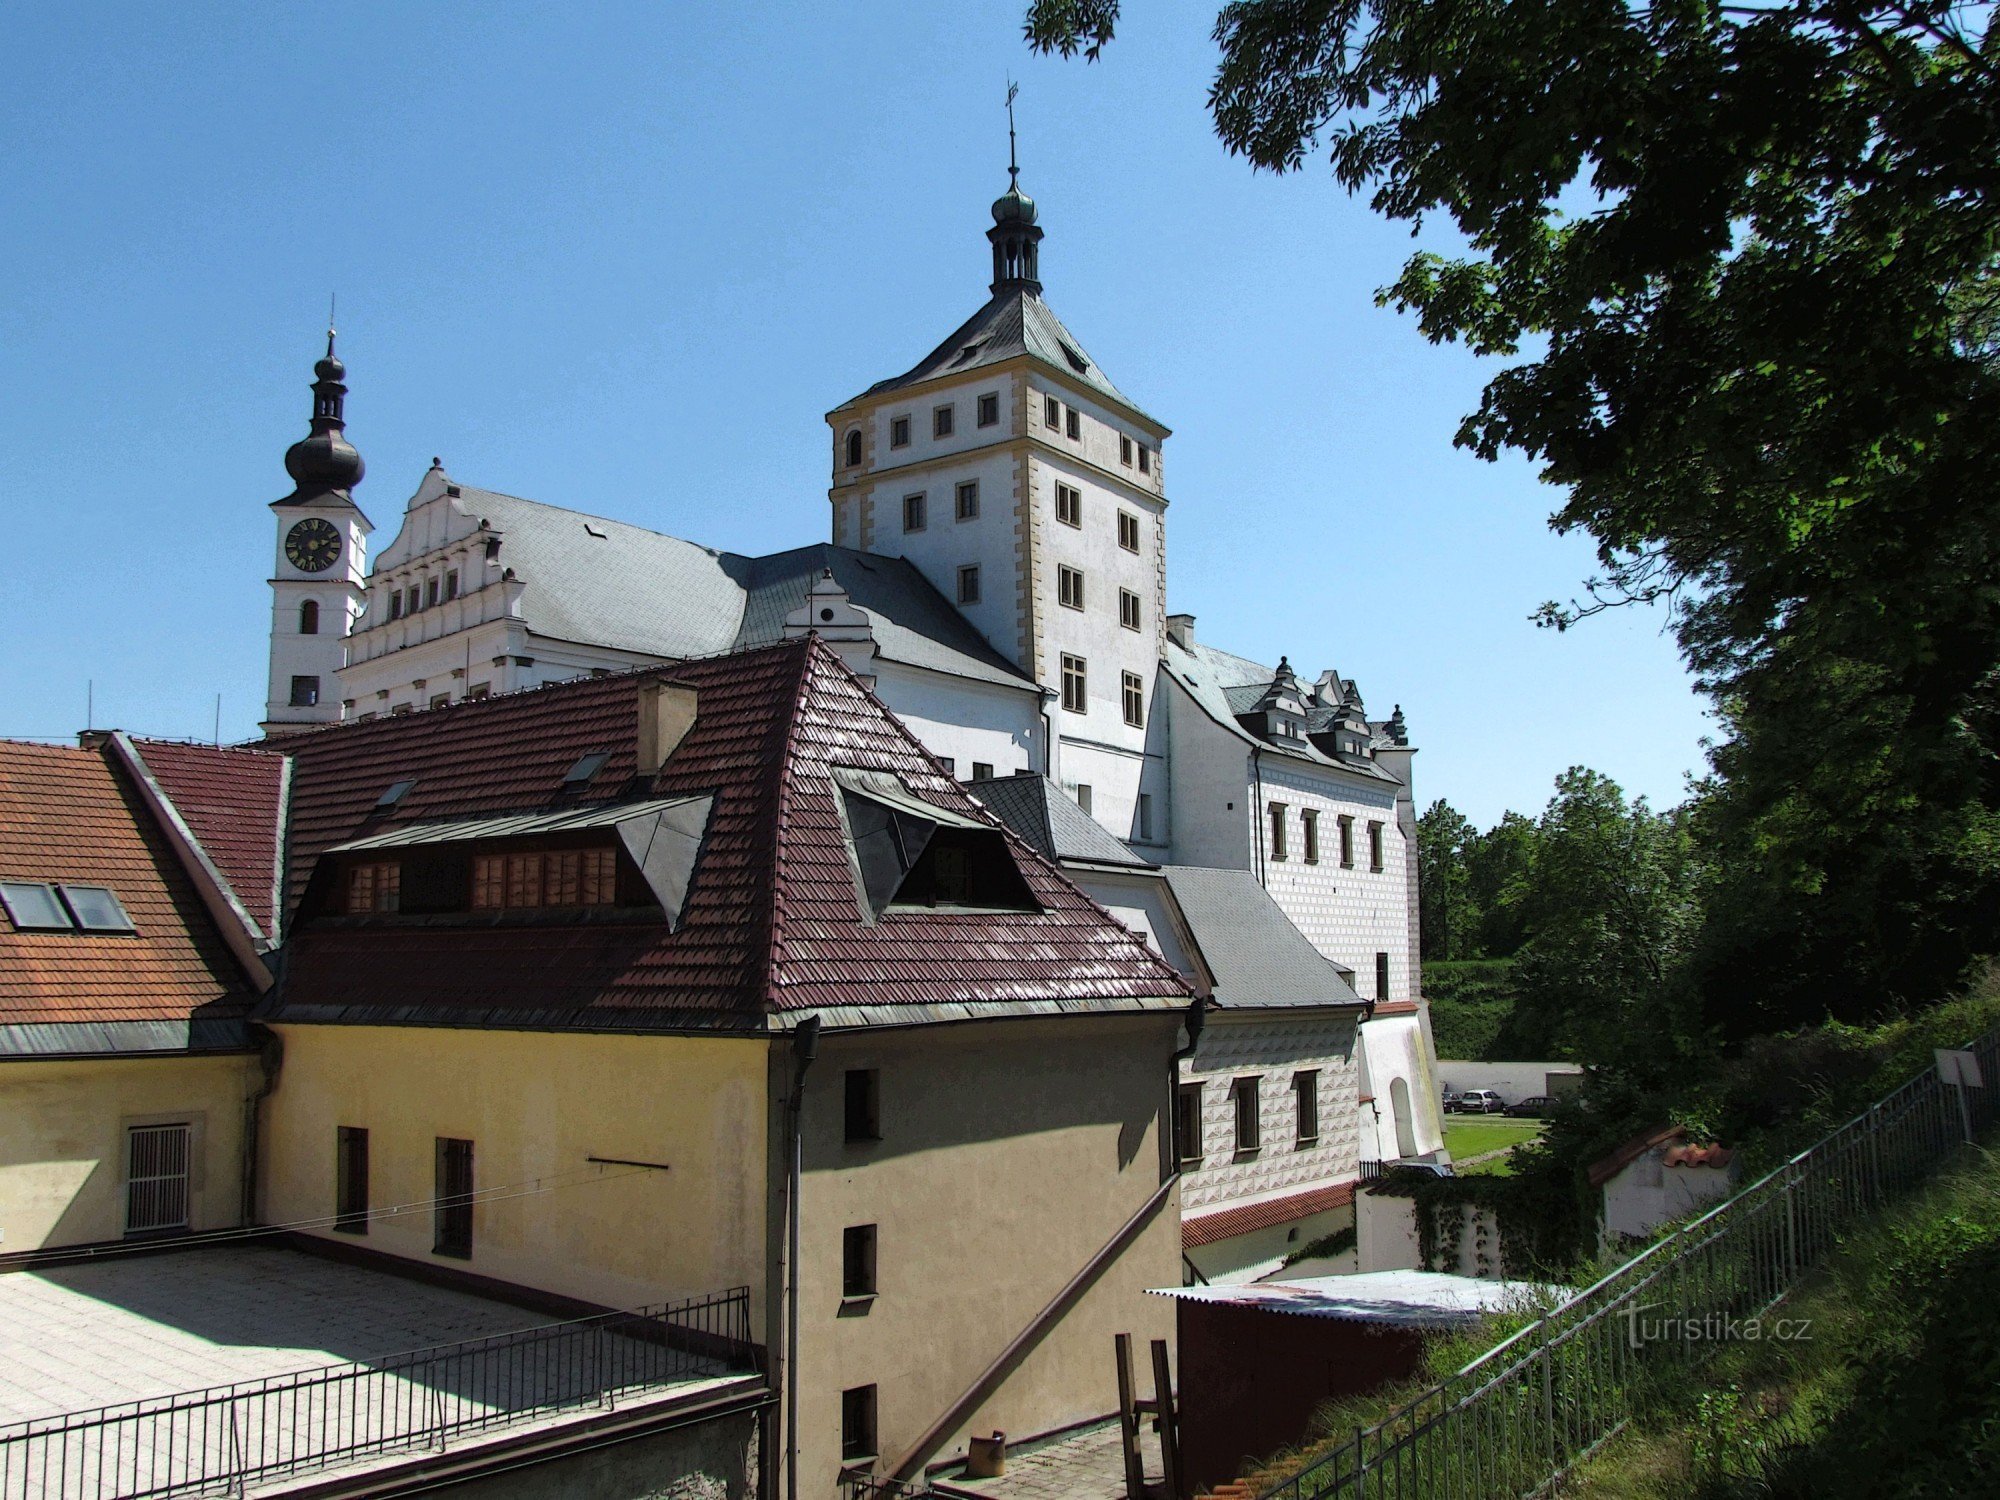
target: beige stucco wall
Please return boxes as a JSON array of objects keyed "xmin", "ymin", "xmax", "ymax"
[
  {"xmin": 0, "ymin": 1052, "xmax": 258, "ymax": 1251},
  {"xmin": 260, "ymin": 1025, "xmax": 768, "ymax": 1323},
  {"xmin": 791, "ymin": 1013, "xmax": 1182, "ymax": 1495}
]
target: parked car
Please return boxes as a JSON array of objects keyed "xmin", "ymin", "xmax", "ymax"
[
  {"xmin": 1505, "ymin": 1095, "xmax": 1556, "ymax": 1118},
  {"xmin": 1450, "ymin": 1089, "xmax": 1507, "ymax": 1114}
]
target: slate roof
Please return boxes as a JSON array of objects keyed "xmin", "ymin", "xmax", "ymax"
[
  {"xmin": 1158, "ymin": 865, "xmax": 1363, "ymax": 1011},
  {"xmin": 843, "ymin": 288, "xmax": 1159, "ymax": 426},
  {"xmin": 129, "ymin": 739, "xmax": 286, "ymax": 939},
  {"xmin": 0, "ymin": 741, "xmax": 255, "ymax": 1044},
  {"xmin": 1162, "ymin": 640, "xmax": 1399, "ymax": 782},
  {"xmin": 409, "ymin": 486, "xmax": 1033, "ymax": 693},
  {"xmin": 969, "ymin": 772, "xmax": 1153, "ymax": 870},
  {"xmin": 267, "ymin": 638, "xmax": 1190, "ymax": 1033}
]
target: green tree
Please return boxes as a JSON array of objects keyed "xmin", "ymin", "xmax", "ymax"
[
  {"xmin": 1416, "ymin": 798, "xmax": 1479, "ymax": 959},
  {"xmin": 1028, "ymin": 1, "xmax": 2000, "ymax": 1027},
  {"xmin": 1466, "ymin": 811, "xmax": 1538, "ymax": 959}
]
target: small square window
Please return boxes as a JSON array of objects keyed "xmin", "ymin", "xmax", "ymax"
[
  {"xmin": 957, "ymin": 565, "xmax": 980, "ymax": 604},
  {"xmin": 902, "ymin": 493, "xmax": 927, "ymax": 532},
  {"xmin": 843, "ymin": 1224, "xmax": 878, "ymax": 1298},
  {"xmin": 1138, "ymin": 445, "xmax": 1152, "ymax": 474},
  {"xmin": 1073, "ymin": 783, "xmax": 1092, "ymax": 815},
  {"xmin": 841, "ymin": 1385, "xmax": 878, "ymax": 1462},
  {"xmin": 1118, "ymin": 511, "xmax": 1141, "ymax": 552},
  {"xmin": 1232, "ymin": 1077, "xmax": 1262, "ymax": 1154},
  {"xmin": 1122, "ymin": 671, "xmax": 1145, "ymax": 727},
  {"xmin": 1061, "ymin": 654, "xmax": 1087, "ymax": 714},
  {"xmin": 60, "ymin": 884, "xmax": 135, "ymax": 932},
  {"xmin": 1044, "ymin": 395, "xmax": 1061, "ymax": 428},
  {"xmin": 1, "ymin": 881, "xmax": 73, "ymax": 931},
  {"xmin": 890, "ymin": 416, "xmax": 910, "ymax": 449},
  {"xmin": 1176, "ymin": 1082, "xmax": 1203, "ymax": 1166},
  {"xmin": 1065, "ymin": 408, "xmax": 1081, "ymax": 440},
  {"xmin": 977, "ymin": 392, "xmax": 999, "ymax": 427},
  {"xmin": 956, "ymin": 481, "xmax": 979, "ymax": 520},
  {"xmin": 1058, "ymin": 565, "xmax": 1084, "ymax": 611},
  {"xmin": 1119, "ymin": 588, "xmax": 1141, "ymax": 632},
  {"xmin": 845, "ymin": 1069, "xmax": 881, "ymax": 1143},
  {"xmin": 290, "ymin": 675, "xmax": 320, "ymax": 708},
  {"xmin": 1120, "ymin": 435, "xmax": 1134, "ymax": 466},
  {"xmin": 933, "ymin": 404, "xmax": 954, "ymax": 439},
  {"xmin": 1055, "ymin": 483, "xmax": 1081, "ymax": 528},
  {"xmin": 939, "ymin": 757, "xmax": 956, "ymax": 775},
  {"xmin": 972, "ymin": 761, "xmax": 994, "ymax": 781}
]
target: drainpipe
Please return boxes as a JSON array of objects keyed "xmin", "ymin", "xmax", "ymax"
[
  {"xmin": 240, "ymin": 1029, "xmax": 283, "ymax": 1226},
  {"xmin": 785, "ymin": 1016, "xmax": 822, "ymax": 1500}
]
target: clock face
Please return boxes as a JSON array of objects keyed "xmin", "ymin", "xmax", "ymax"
[{"xmin": 285, "ymin": 517, "xmax": 342, "ymax": 573}]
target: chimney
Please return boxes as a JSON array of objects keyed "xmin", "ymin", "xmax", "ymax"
[
  {"xmin": 636, "ymin": 680, "xmax": 698, "ymax": 774},
  {"xmin": 1165, "ymin": 613, "xmax": 1196, "ymax": 650}
]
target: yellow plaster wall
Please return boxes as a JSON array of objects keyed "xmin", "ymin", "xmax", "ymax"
[
  {"xmin": 0, "ymin": 1052, "xmax": 257, "ymax": 1250},
  {"xmin": 791, "ymin": 1014, "xmax": 1182, "ymax": 1494},
  {"xmin": 260, "ymin": 1025, "xmax": 768, "ymax": 1324}
]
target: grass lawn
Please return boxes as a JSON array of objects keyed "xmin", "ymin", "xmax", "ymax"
[{"xmin": 1443, "ymin": 1117, "xmax": 1544, "ymax": 1161}]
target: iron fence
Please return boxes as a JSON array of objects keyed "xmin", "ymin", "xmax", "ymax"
[
  {"xmin": 0, "ymin": 1283, "xmax": 755, "ymax": 1500},
  {"xmin": 1258, "ymin": 1027, "xmax": 2000, "ymax": 1500}
]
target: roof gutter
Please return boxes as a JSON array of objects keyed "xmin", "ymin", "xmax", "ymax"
[{"xmin": 105, "ymin": 733, "xmax": 275, "ymax": 993}]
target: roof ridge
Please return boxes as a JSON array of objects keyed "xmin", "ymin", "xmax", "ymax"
[
  {"xmin": 450, "ymin": 483, "xmax": 727, "ymax": 556},
  {"xmin": 758, "ymin": 636, "xmax": 824, "ymax": 1013}
]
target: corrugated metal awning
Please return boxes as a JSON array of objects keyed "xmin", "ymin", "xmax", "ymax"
[
  {"xmin": 1148, "ymin": 1271, "xmax": 1567, "ymax": 1329},
  {"xmin": 327, "ymin": 796, "xmax": 710, "ymax": 851}
]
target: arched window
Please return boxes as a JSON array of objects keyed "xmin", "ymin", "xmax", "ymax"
[
  {"xmin": 1390, "ymin": 1077, "xmax": 1417, "ymax": 1159},
  {"xmin": 299, "ymin": 599, "xmax": 320, "ymax": 635},
  {"xmin": 844, "ymin": 429, "xmax": 862, "ymax": 468}
]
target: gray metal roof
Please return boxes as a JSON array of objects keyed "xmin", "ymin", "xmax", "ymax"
[
  {"xmin": 1163, "ymin": 640, "xmax": 1398, "ymax": 782},
  {"xmin": 970, "ymin": 773, "xmax": 1155, "ymax": 869},
  {"xmin": 425, "ymin": 488, "xmax": 1033, "ymax": 693},
  {"xmin": 326, "ymin": 797, "xmax": 706, "ymax": 850},
  {"xmin": 1158, "ymin": 864, "xmax": 1363, "ymax": 1010},
  {"xmin": 843, "ymin": 289, "xmax": 1158, "ymax": 425}
]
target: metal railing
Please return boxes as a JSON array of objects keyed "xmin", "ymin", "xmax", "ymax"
[
  {"xmin": 0, "ymin": 1283, "xmax": 755, "ymax": 1500},
  {"xmin": 1258, "ymin": 1027, "xmax": 2000, "ymax": 1500}
]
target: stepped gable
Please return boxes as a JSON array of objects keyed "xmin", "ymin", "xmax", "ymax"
[
  {"xmin": 269, "ymin": 637, "xmax": 1190, "ymax": 1032},
  {"xmin": 0, "ymin": 741, "xmax": 255, "ymax": 1033}
]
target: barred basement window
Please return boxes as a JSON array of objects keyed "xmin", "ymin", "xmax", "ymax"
[
  {"xmin": 1122, "ymin": 671, "xmax": 1145, "ymax": 727},
  {"xmin": 434, "ymin": 1137, "xmax": 474, "ymax": 1258},
  {"xmin": 1055, "ymin": 482, "xmax": 1081, "ymax": 528},
  {"xmin": 346, "ymin": 861, "xmax": 401, "ymax": 914},
  {"xmin": 1119, "ymin": 588, "xmax": 1141, "ymax": 631},
  {"xmin": 1061, "ymin": 654, "xmax": 1087, "ymax": 713},
  {"xmin": 1118, "ymin": 510, "xmax": 1140, "ymax": 552},
  {"xmin": 956, "ymin": 480, "xmax": 979, "ymax": 520},
  {"xmin": 336, "ymin": 1126, "xmax": 369, "ymax": 1233},
  {"xmin": 125, "ymin": 1123, "xmax": 191, "ymax": 1235},
  {"xmin": 977, "ymin": 392, "xmax": 999, "ymax": 427}
]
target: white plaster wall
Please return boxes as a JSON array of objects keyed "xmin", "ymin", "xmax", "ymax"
[
  {"xmin": 1359, "ymin": 1013, "xmax": 1446, "ymax": 1162},
  {"xmin": 863, "ymin": 372, "xmax": 1019, "ymax": 476},
  {"xmin": 1063, "ymin": 868, "xmax": 1200, "ymax": 979},
  {"xmin": 264, "ymin": 501, "xmax": 370, "ymax": 728},
  {"xmin": 1187, "ymin": 1203, "xmax": 1354, "ymax": 1288},
  {"xmin": 1178, "ymin": 1012, "xmax": 1361, "ymax": 1216},
  {"xmin": 868, "ymin": 661, "xmax": 1042, "ymax": 781},
  {"xmin": 1022, "ymin": 373, "xmax": 1167, "ymax": 507},
  {"xmin": 1164, "ymin": 686, "xmax": 1254, "ymax": 871},
  {"xmin": 1603, "ymin": 1161, "xmax": 1735, "ymax": 1244},
  {"xmin": 1436, "ymin": 1061, "xmax": 1584, "ymax": 1102}
]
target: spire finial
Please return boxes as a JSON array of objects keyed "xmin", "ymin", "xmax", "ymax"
[
  {"xmin": 326, "ymin": 292, "xmax": 337, "ymax": 357},
  {"xmin": 1006, "ymin": 79, "xmax": 1020, "ymax": 186}
]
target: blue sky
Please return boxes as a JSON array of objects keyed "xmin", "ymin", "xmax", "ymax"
[{"xmin": 0, "ymin": 1, "xmax": 1711, "ymax": 829}]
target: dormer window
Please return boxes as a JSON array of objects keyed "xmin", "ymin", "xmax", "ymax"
[
  {"xmin": 472, "ymin": 848, "xmax": 617, "ymax": 909},
  {"xmin": 834, "ymin": 768, "xmax": 1037, "ymax": 917}
]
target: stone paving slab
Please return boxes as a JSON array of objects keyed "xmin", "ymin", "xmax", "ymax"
[{"xmin": 937, "ymin": 1419, "xmax": 1168, "ymax": 1500}]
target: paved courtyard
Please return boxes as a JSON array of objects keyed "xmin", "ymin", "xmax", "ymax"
[
  {"xmin": 938, "ymin": 1419, "xmax": 1169, "ymax": 1500},
  {"xmin": 0, "ymin": 1244, "xmax": 577, "ymax": 1424}
]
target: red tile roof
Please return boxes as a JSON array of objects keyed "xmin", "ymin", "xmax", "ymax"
[
  {"xmin": 130, "ymin": 739, "xmax": 286, "ymax": 938},
  {"xmin": 1586, "ymin": 1124, "xmax": 1732, "ymax": 1187},
  {"xmin": 1183, "ymin": 1182, "xmax": 1357, "ymax": 1248},
  {"xmin": 1662, "ymin": 1142, "xmax": 1734, "ymax": 1172},
  {"xmin": 0, "ymin": 741, "xmax": 256, "ymax": 1031},
  {"xmin": 268, "ymin": 638, "xmax": 1192, "ymax": 1031}
]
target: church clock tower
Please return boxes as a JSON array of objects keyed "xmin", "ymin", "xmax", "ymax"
[{"xmin": 262, "ymin": 329, "xmax": 372, "ymax": 735}]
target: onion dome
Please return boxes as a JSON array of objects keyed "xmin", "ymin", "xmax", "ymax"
[{"xmin": 282, "ymin": 328, "xmax": 365, "ymax": 498}]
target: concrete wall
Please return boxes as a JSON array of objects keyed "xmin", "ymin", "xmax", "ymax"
[
  {"xmin": 1602, "ymin": 1159, "xmax": 1735, "ymax": 1246},
  {"xmin": 791, "ymin": 1014, "xmax": 1180, "ymax": 1497},
  {"xmin": 1436, "ymin": 1060, "xmax": 1584, "ymax": 1104},
  {"xmin": 259, "ymin": 1026, "xmax": 768, "ymax": 1324},
  {"xmin": 0, "ymin": 1052, "xmax": 259, "ymax": 1250}
]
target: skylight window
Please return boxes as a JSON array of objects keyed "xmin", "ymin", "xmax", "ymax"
[
  {"xmin": 564, "ymin": 751, "xmax": 611, "ymax": 786},
  {"xmin": 1, "ymin": 881, "xmax": 74, "ymax": 931},
  {"xmin": 951, "ymin": 340, "xmax": 986, "ymax": 367},
  {"xmin": 583, "ymin": 523, "xmax": 607, "ymax": 539},
  {"xmin": 375, "ymin": 778, "xmax": 417, "ymax": 811},
  {"xmin": 59, "ymin": 884, "xmax": 135, "ymax": 933}
]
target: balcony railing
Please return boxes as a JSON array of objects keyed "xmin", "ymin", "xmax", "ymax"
[{"xmin": 0, "ymin": 1284, "xmax": 756, "ymax": 1500}]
